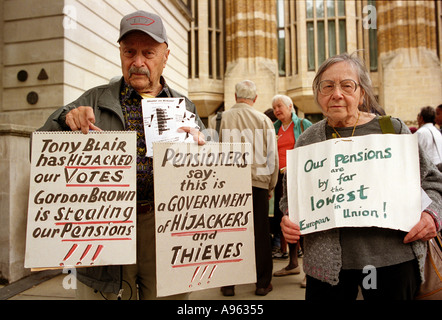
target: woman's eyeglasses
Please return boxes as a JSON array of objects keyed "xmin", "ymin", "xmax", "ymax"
[{"xmin": 318, "ymin": 79, "xmax": 360, "ymax": 95}]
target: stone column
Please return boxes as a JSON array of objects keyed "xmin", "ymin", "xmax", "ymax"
[
  {"xmin": 224, "ymin": 0, "xmax": 278, "ymax": 112},
  {"xmin": 0, "ymin": 125, "xmax": 33, "ymax": 283},
  {"xmin": 377, "ymin": 0, "xmax": 442, "ymax": 124}
]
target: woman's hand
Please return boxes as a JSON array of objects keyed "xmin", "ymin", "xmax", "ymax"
[
  {"xmin": 281, "ymin": 215, "xmax": 302, "ymax": 243},
  {"xmin": 404, "ymin": 212, "xmax": 437, "ymax": 243}
]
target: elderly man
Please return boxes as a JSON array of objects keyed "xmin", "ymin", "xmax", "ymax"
[
  {"xmin": 436, "ymin": 104, "xmax": 442, "ymax": 134},
  {"xmin": 38, "ymin": 11, "xmax": 205, "ymax": 300},
  {"xmin": 217, "ymin": 80, "xmax": 279, "ymax": 296},
  {"xmin": 417, "ymin": 106, "xmax": 442, "ymax": 166}
]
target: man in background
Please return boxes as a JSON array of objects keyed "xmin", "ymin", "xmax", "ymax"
[
  {"xmin": 217, "ymin": 80, "xmax": 278, "ymax": 296},
  {"xmin": 435, "ymin": 104, "xmax": 442, "ymax": 134},
  {"xmin": 417, "ymin": 106, "xmax": 442, "ymax": 166}
]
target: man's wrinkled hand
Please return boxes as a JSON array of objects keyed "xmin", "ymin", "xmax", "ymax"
[
  {"xmin": 178, "ymin": 126, "xmax": 206, "ymax": 145},
  {"xmin": 65, "ymin": 106, "xmax": 102, "ymax": 134}
]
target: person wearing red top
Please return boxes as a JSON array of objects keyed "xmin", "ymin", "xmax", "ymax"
[{"xmin": 272, "ymin": 95, "xmax": 312, "ymax": 283}]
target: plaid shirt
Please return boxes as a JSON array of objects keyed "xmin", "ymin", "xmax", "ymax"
[{"xmin": 119, "ymin": 78, "xmax": 172, "ymax": 203}]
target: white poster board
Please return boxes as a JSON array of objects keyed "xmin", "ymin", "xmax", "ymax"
[
  {"xmin": 287, "ymin": 134, "xmax": 422, "ymax": 234},
  {"xmin": 142, "ymin": 98, "xmax": 199, "ymax": 157},
  {"xmin": 25, "ymin": 131, "xmax": 137, "ymax": 268},
  {"xmin": 153, "ymin": 142, "xmax": 256, "ymax": 297}
]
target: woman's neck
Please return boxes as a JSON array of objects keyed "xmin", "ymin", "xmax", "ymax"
[
  {"xmin": 281, "ymin": 116, "xmax": 293, "ymax": 126},
  {"xmin": 328, "ymin": 112, "xmax": 376, "ymax": 128}
]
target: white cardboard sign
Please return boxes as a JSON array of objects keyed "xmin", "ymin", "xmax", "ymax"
[
  {"xmin": 142, "ymin": 98, "xmax": 199, "ymax": 157},
  {"xmin": 287, "ymin": 134, "xmax": 422, "ymax": 234},
  {"xmin": 25, "ymin": 131, "xmax": 137, "ymax": 268},
  {"xmin": 153, "ymin": 142, "xmax": 256, "ymax": 297}
]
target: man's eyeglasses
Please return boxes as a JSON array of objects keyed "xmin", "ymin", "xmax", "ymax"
[{"xmin": 318, "ymin": 79, "xmax": 360, "ymax": 96}]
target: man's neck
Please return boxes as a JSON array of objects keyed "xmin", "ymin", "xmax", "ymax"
[
  {"xmin": 139, "ymin": 93, "xmax": 156, "ymax": 99},
  {"xmin": 236, "ymin": 98, "xmax": 254, "ymax": 106},
  {"xmin": 126, "ymin": 77, "xmax": 165, "ymax": 98}
]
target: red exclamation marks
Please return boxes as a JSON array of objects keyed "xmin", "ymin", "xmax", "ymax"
[
  {"xmin": 189, "ymin": 266, "xmax": 201, "ymax": 288},
  {"xmin": 76, "ymin": 244, "xmax": 92, "ymax": 265},
  {"xmin": 60, "ymin": 244, "xmax": 78, "ymax": 266},
  {"xmin": 90, "ymin": 245, "xmax": 104, "ymax": 265},
  {"xmin": 207, "ymin": 265, "xmax": 217, "ymax": 284},
  {"xmin": 188, "ymin": 265, "xmax": 218, "ymax": 287},
  {"xmin": 198, "ymin": 266, "xmax": 209, "ymax": 285}
]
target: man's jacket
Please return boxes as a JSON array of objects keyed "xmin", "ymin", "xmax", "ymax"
[{"xmin": 37, "ymin": 77, "xmax": 204, "ymax": 294}]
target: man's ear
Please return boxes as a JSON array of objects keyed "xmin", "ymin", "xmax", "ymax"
[{"xmin": 163, "ymin": 48, "xmax": 170, "ymax": 68}]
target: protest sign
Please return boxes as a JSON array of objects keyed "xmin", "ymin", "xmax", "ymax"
[
  {"xmin": 25, "ymin": 131, "xmax": 137, "ymax": 268},
  {"xmin": 286, "ymin": 134, "xmax": 422, "ymax": 235},
  {"xmin": 142, "ymin": 98, "xmax": 199, "ymax": 157},
  {"xmin": 153, "ymin": 142, "xmax": 256, "ymax": 297}
]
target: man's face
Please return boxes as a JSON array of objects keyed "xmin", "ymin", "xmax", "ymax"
[
  {"xmin": 417, "ymin": 113, "xmax": 424, "ymax": 127},
  {"xmin": 119, "ymin": 31, "xmax": 169, "ymax": 94}
]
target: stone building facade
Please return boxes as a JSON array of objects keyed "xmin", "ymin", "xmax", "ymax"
[
  {"xmin": 0, "ymin": 0, "xmax": 441, "ymax": 283},
  {"xmin": 0, "ymin": 0, "xmax": 194, "ymax": 283},
  {"xmin": 187, "ymin": 0, "xmax": 442, "ymax": 125},
  {"xmin": 376, "ymin": 1, "xmax": 442, "ymax": 123}
]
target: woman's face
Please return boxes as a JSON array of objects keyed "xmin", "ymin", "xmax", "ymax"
[
  {"xmin": 317, "ymin": 61, "xmax": 365, "ymax": 126},
  {"xmin": 272, "ymin": 99, "xmax": 292, "ymax": 123}
]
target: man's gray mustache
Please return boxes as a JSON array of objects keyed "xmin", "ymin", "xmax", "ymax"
[{"xmin": 129, "ymin": 67, "xmax": 150, "ymax": 77}]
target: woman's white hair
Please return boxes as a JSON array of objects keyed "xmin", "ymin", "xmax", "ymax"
[{"xmin": 272, "ymin": 95, "xmax": 293, "ymax": 110}]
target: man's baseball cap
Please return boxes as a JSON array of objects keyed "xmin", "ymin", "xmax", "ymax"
[{"xmin": 118, "ymin": 11, "xmax": 168, "ymax": 45}]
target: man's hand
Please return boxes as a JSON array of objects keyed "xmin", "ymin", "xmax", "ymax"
[
  {"xmin": 65, "ymin": 106, "xmax": 102, "ymax": 134},
  {"xmin": 178, "ymin": 126, "xmax": 206, "ymax": 145}
]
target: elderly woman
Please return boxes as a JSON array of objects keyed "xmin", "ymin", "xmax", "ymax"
[
  {"xmin": 272, "ymin": 95, "xmax": 311, "ymax": 278},
  {"xmin": 280, "ymin": 52, "xmax": 442, "ymax": 300}
]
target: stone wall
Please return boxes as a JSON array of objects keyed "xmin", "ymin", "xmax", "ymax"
[
  {"xmin": 377, "ymin": 1, "xmax": 442, "ymax": 124},
  {"xmin": 0, "ymin": 125, "xmax": 32, "ymax": 282},
  {"xmin": 1, "ymin": 0, "xmax": 191, "ymax": 130},
  {"xmin": 223, "ymin": 0, "xmax": 279, "ymax": 112},
  {"xmin": 0, "ymin": 0, "xmax": 191, "ymax": 283}
]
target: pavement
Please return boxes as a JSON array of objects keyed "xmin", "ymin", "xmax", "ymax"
[{"xmin": 0, "ymin": 258, "xmax": 306, "ymax": 300}]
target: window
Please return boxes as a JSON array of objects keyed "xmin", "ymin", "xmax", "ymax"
[
  {"xmin": 188, "ymin": 0, "xmax": 199, "ymax": 78},
  {"xmin": 277, "ymin": 0, "xmax": 298, "ymax": 76},
  {"xmin": 306, "ymin": 0, "xmax": 347, "ymax": 71},
  {"xmin": 189, "ymin": 0, "xmax": 224, "ymax": 80},
  {"xmin": 208, "ymin": 0, "xmax": 224, "ymax": 80},
  {"xmin": 355, "ymin": 0, "xmax": 378, "ymax": 71},
  {"xmin": 436, "ymin": 0, "xmax": 442, "ymax": 61}
]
